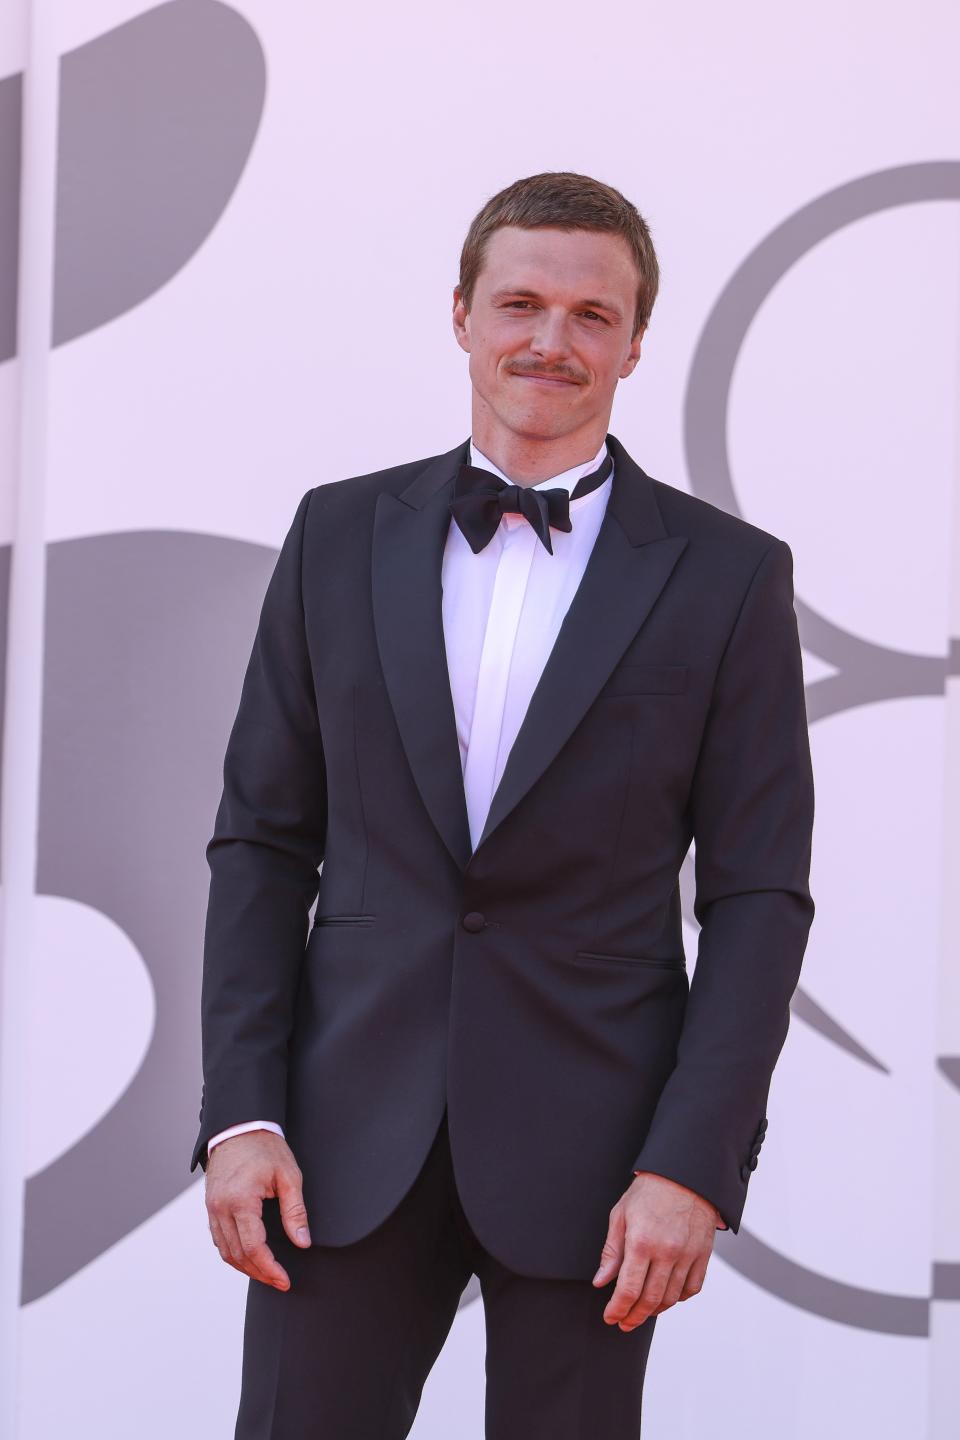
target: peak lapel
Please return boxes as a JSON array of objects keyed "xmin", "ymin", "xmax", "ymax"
[
  {"xmin": 372, "ymin": 440, "xmax": 474, "ymax": 872},
  {"xmin": 474, "ymin": 433, "xmax": 688, "ymax": 854}
]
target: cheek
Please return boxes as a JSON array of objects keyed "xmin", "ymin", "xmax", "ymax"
[
  {"xmin": 586, "ymin": 350, "xmax": 623, "ymax": 391},
  {"xmin": 586, "ymin": 334, "xmax": 619, "ymax": 368},
  {"xmin": 482, "ymin": 323, "xmax": 535, "ymax": 363},
  {"xmin": 468, "ymin": 333, "xmax": 500, "ymax": 369},
  {"xmin": 467, "ymin": 348, "xmax": 500, "ymax": 397},
  {"xmin": 471, "ymin": 345, "xmax": 518, "ymax": 396}
]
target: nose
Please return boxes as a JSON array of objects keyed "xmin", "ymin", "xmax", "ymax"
[{"xmin": 528, "ymin": 308, "xmax": 571, "ymax": 365}]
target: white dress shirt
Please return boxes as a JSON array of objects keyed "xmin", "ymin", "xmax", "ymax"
[
  {"xmin": 442, "ymin": 435, "xmax": 612, "ymax": 850},
  {"xmin": 206, "ymin": 436, "xmax": 613, "ymax": 1157}
]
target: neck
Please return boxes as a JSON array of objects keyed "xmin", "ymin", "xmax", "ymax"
[{"xmin": 470, "ymin": 406, "xmax": 610, "ymax": 486}]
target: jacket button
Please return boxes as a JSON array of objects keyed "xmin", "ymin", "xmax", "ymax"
[{"xmin": 462, "ymin": 911, "xmax": 486, "ymax": 932}]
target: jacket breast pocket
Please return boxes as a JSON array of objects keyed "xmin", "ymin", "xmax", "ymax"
[
  {"xmin": 597, "ymin": 663, "xmax": 688, "ymax": 699},
  {"xmin": 311, "ymin": 914, "xmax": 376, "ymax": 927}
]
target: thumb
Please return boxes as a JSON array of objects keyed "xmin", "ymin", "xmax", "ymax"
[
  {"xmin": 276, "ymin": 1166, "xmax": 311, "ymax": 1248},
  {"xmin": 593, "ymin": 1205, "xmax": 625, "ymax": 1286}
]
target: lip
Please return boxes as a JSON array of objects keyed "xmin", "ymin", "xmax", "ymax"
[{"xmin": 513, "ymin": 374, "xmax": 579, "ymax": 387}]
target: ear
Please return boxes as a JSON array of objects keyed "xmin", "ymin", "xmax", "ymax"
[
  {"xmin": 619, "ymin": 324, "xmax": 645, "ymax": 379},
  {"xmin": 452, "ymin": 286, "xmax": 471, "ymax": 353}
]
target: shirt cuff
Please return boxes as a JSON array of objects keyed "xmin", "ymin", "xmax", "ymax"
[{"xmin": 207, "ymin": 1120, "xmax": 285, "ymax": 1154}]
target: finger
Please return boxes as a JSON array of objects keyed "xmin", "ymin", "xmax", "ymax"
[
  {"xmin": 603, "ymin": 1253, "xmax": 652, "ymax": 1325},
  {"xmin": 276, "ymin": 1166, "xmax": 311, "ymax": 1248},
  {"xmin": 234, "ymin": 1205, "xmax": 291, "ymax": 1290},
  {"xmin": 617, "ymin": 1259, "xmax": 675, "ymax": 1330},
  {"xmin": 218, "ymin": 1210, "xmax": 286, "ymax": 1289},
  {"xmin": 213, "ymin": 1211, "xmax": 247, "ymax": 1269},
  {"xmin": 592, "ymin": 1205, "xmax": 626, "ymax": 1287},
  {"xmin": 650, "ymin": 1258, "xmax": 693, "ymax": 1316},
  {"xmin": 679, "ymin": 1252, "xmax": 710, "ymax": 1301},
  {"xmin": 209, "ymin": 1214, "xmax": 230, "ymax": 1263}
]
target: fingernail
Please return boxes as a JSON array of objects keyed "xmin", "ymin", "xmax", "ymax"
[
  {"xmin": 297, "ymin": 1228, "xmax": 310, "ymax": 1246},
  {"xmin": 592, "ymin": 1269, "xmax": 604, "ymax": 1284}
]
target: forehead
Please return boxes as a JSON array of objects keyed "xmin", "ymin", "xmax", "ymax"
[{"xmin": 478, "ymin": 225, "xmax": 638, "ymax": 296}]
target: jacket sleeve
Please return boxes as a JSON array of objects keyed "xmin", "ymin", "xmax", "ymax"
[
  {"xmin": 190, "ymin": 487, "xmax": 327, "ymax": 1174},
  {"xmin": 630, "ymin": 538, "xmax": 815, "ymax": 1230}
]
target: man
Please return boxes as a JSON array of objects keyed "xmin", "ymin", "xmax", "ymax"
[{"xmin": 192, "ymin": 171, "xmax": 815, "ymax": 1438}]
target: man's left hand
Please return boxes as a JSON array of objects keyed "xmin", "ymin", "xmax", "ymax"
[{"xmin": 592, "ymin": 1171, "xmax": 722, "ymax": 1330}]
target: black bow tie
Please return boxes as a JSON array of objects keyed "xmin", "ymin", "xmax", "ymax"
[{"xmin": 449, "ymin": 449, "xmax": 613, "ymax": 555}]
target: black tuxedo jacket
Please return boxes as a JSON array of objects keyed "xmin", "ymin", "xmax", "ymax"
[{"xmin": 190, "ymin": 431, "xmax": 815, "ymax": 1279}]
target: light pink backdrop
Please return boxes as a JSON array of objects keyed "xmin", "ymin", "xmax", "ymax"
[{"xmin": 1, "ymin": 2, "xmax": 958, "ymax": 1436}]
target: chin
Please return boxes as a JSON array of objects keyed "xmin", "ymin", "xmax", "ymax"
[
  {"xmin": 499, "ymin": 415, "xmax": 567, "ymax": 443},
  {"xmin": 498, "ymin": 400, "xmax": 578, "ymax": 439}
]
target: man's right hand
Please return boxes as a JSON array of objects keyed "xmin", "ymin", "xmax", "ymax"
[{"xmin": 204, "ymin": 1131, "xmax": 311, "ymax": 1290}]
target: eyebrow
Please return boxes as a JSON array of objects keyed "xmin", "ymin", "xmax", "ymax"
[{"xmin": 490, "ymin": 287, "xmax": 623, "ymax": 319}]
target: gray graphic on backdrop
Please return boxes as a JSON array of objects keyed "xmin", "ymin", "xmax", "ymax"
[
  {"xmin": 19, "ymin": 0, "xmax": 264, "ymax": 1302},
  {"xmin": 25, "ymin": 532, "xmax": 277, "ymax": 1303},
  {"xmin": 0, "ymin": 72, "xmax": 21, "ymax": 362},
  {"xmin": 53, "ymin": 0, "xmax": 266, "ymax": 346},
  {"xmin": 684, "ymin": 160, "xmax": 960, "ymax": 1335}
]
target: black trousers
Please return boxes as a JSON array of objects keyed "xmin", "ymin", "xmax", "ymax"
[{"xmin": 235, "ymin": 1110, "xmax": 657, "ymax": 1439}]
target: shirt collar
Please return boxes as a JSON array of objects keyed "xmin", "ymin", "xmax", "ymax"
[{"xmin": 468, "ymin": 436, "xmax": 610, "ymax": 497}]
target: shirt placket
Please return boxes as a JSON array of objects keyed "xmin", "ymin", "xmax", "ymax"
[{"xmin": 462, "ymin": 517, "xmax": 538, "ymax": 850}]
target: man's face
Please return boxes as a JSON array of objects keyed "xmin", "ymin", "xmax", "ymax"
[{"xmin": 452, "ymin": 225, "xmax": 645, "ymax": 445}]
